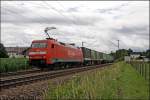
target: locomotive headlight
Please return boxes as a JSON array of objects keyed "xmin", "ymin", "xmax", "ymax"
[
  {"xmin": 29, "ymin": 51, "xmax": 47, "ymax": 55},
  {"xmin": 29, "ymin": 52, "xmax": 37, "ymax": 55},
  {"xmin": 39, "ymin": 51, "xmax": 47, "ymax": 54}
]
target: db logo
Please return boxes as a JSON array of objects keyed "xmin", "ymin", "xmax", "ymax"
[
  {"xmin": 68, "ymin": 51, "xmax": 75, "ymax": 56},
  {"xmin": 36, "ymin": 49, "xmax": 40, "ymax": 52}
]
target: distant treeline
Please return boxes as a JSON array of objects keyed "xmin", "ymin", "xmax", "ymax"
[{"xmin": 110, "ymin": 48, "xmax": 150, "ymax": 61}]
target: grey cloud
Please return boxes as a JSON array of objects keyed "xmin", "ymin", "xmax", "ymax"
[
  {"xmin": 131, "ymin": 47, "xmax": 148, "ymax": 52},
  {"xmin": 1, "ymin": 6, "xmax": 29, "ymax": 15},
  {"xmin": 67, "ymin": 7, "xmax": 79, "ymax": 12},
  {"xmin": 2, "ymin": 4, "xmax": 103, "ymax": 26},
  {"xmin": 96, "ymin": 8, "xmax": 113, "ymax": 14},
  {"xmin": 1, "ymin": 1, "xmax": 149, "ymax": 53},
  {"xmin": 113, "ymin": 25, "xmax": 149, "ymax": 36},
  {"xmin": 2, "ymin": 31, "xmax": 32, "ymax": 47},
  {"xmin": 2, "ymin": 14, "xmax": 101, "ymax": 26},
  {"xmin": 96, "ymin": 3, "xmax": 128, "ymax": 14}
]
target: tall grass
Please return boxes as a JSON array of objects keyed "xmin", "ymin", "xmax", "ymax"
[
  {"xmin": 44, "ymin": 62, "xmax": 149, "ymax": 99},
  {"xmin": 130, "ymin": 61, "xmax": 149, "ymax": 80},
  {"xmin": 0, "ymin": 58, "xmax": 30, "ymax": 73},
  {"xmin": 45, "ymin": 66, "xmax": 118, "ymax": 99}
]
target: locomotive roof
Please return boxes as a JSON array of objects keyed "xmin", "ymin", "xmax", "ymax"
[
  {"xmin": 32, "ymin": 40, "xmax": 48, "ymax": 42},
  {"xmin": 32, "ymin": 39, "xmax": 80, "ymax": 49},
  {"xmin": 58, "ymin": 42, "xmax": 80, "ymax": 49}
]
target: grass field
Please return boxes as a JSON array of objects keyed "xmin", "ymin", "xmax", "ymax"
[
  {"xmin": 0, "ymin": 58, "xmax": 30, "ymax": 73},
  {"xmin": 44, "ymin": 62, "xmax": 149, "ymax": 99}
]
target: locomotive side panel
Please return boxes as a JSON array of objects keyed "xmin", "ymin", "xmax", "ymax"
[{"xmin": 49, "ymin": 41, "xmax": 83, "ymax": 64}]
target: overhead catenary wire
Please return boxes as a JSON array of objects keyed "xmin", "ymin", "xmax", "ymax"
[
  {"xmin": 56, "ymin": 1, "xmax": 95, "ymax": 35},
  {"xmin": 4, "ymin": 1, "xmax": 98, "ymax": 47},
  {"xmin": 2, "ymin": 3, "xmax": 56, "ymax": 26},
  {"xmin": 54, "ymin": 1, "xmax": 100, "ymax": 47},
  {"xmin": 2, "ymin": 2, "xmax": 119, "ymax": 52},
  {"xmin": 55, "ymin": 1, "xmax": 119, "ymax": 53},
  {"xmin": 56, "ymin": 1, "xmax": 81, "ymax": 25},
  {"xmin": 2, "ymin": 4, "xmax": 53, "ymax": 39},
  {"xmin": 42, "ymin": 1, "xmax": 80, "ymax": 31},
  {"xmin": 2, "ymin": 6, "xmax": 46, "ymax": 28},
  {"xmin": 17, "ymin": 2, "xmax": 84, "ymax": 41},
  {"xmin": 42, "ymin": 1, "xmax": 85, "ymax": 45}
]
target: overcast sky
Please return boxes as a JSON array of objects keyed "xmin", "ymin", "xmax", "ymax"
[{"xmin": 1, "ymin": 1, "xmax": 149, "ymax": 53}]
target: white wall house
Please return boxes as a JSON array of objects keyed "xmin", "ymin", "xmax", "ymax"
[
  {"xmin": 5, "ymin": 47, "xmax": 29, "ymax": 58},
  {"xmin": 130, "ymin": 54, "xmax": 140, "ymax": 59},
  {"xmin": 124, "ymin": 56, "xmax": 131, "ymax": 62},
  {"xmin": 7, "ymin": 52, "xmax": 24, "ymax": 58}
]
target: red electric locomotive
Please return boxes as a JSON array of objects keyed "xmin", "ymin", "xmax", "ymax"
[{"xmin": 29, "ymin": 38, "xmax": 83, "ymax": 68}]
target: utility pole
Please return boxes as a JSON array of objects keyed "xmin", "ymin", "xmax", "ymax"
[
  {"xmin": 82, "ymin": 42, "xmax": 85, "ymax": 47},
  {"xmin": 117, "ymin": 40, "xmax": 119, "ymax": 50}
]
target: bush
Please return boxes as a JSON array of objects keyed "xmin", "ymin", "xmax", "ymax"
[{"xmin": 0, "ymin": 43, "xmax": 8, "ymax": 58}]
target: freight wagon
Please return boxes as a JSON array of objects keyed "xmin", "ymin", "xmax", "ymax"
[
  {"xmin": 81, "ymin": 47, "xmax": 91, "ymax": 65},
  {"xmin": 81, "ymin": 47, "xmax": 114, "ymax": 65}
]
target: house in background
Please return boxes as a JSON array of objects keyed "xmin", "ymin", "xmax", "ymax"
[
  {"xmin": 130, "ymin": 52, "xmax": 141, "ymax": 59},
  {"xmin": 22, "ymin": 47, "xmax": 30, "ymax": 58},
  {"xmin": 124, "ymin": 52, "xmax": 142, "ymax": 62},
  {"xmin": 124, "ymin": 56, "xmax": 131, "ymax": 62},
  {"xmin": 5, "ymin": 47, "xmax": 30, "ymax": 58}
]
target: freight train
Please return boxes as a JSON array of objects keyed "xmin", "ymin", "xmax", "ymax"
[{"xmin": 28, "ymin": 38, "xmax": 113, "ymax": 69}]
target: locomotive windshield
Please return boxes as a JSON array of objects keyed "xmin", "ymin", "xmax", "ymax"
[{"xmin": 31, "ymin": 42, "xmax": 47, "ymax": 48}]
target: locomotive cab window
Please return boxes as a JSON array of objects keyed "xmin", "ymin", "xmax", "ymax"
[
  {"xmin": 51, "ymin": 44, "xmax": 55, "ymax": 48},
  {"xmin": 31, "ymin": 42, "xmax": 47, "ymax": 48}
]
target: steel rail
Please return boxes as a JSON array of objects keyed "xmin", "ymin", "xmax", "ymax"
[
  {"xmin": 0, "ymin": 63, "xmax": 112, "ymax": 89},
  {"xmin": 0, "ymin": 68, "xmax": 41, "ymax": 77}
]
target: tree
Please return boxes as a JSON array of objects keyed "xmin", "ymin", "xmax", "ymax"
[
  {"xmin": 128, "ymin": 48, "xmax": 133, "ymax": 55},
  {"xmin": 0, "ymin": 43, "xmax": 8, "ymax": 58},
  {"xmin": 109, "ymin": 49, "xmax": 128, "ymax": 61},
  {"xmin": 146, "ymin": 49, "xmax": 150, "ymax": 58},
  {"xmin": 116, "ymin": 49, "xmax": 128, "ymax": 59}
]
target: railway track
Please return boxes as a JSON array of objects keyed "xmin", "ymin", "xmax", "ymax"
[
  {"xmin": 0, "ymin": 63, "xmax": 112, "ymax": 89},
  {"xmin": 0, "ymin": 68, "xmax": 41, "ymax": 77}
]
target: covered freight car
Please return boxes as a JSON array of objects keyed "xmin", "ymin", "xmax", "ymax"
[
  {"xmin": 81, "ymin": 47, "xmax": 92, "ymax": 65},
  {"xmin": 81, "ymin": 47, "xmax": 91, "ymax": 60},
  {"xmin": 101, "ymin": 53, "xmax": 114, "ymax": 63},
  {"xmin": 81, "ymin": 47, "xmax": 113, "ymax": 65}
]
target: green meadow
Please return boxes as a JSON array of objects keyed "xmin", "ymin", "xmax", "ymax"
[
  {"xmin": 0, "ymin": 58, "xmax": 30, "ymax": 73},
  {"xmin": 44, "ymin": 62, "xmax": 149, "ymax": 99}
]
